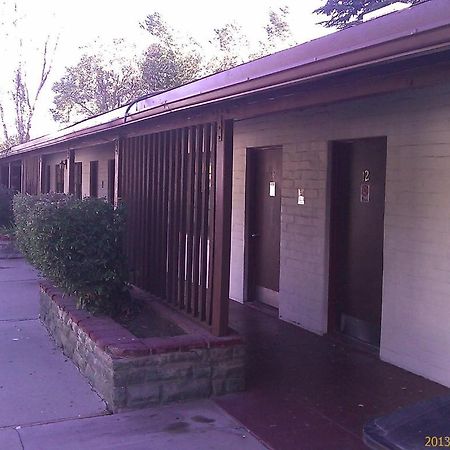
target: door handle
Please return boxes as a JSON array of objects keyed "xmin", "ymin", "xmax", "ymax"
[{"xmin": 251, "ymin": 233, "xmax": 260, "ymax": 238}]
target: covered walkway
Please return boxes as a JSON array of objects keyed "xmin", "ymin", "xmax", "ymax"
[{"xmin": 216, "ymin": 301, "xmax": 449, "ymax": 450}]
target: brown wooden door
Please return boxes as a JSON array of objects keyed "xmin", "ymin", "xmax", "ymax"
[
  {"xmin": 55, "ymin": 164, "xmax": 65, "ymax": 193},
  {"xmin": 89, "ymin": 161, "xmax": 98, "ymax": 198},
  {"xmin": 74, "ymin": 162, "xmax": 82, "ymax": 199},
  {"xmin": 329, "ymin": 137, "xmax": 387, "ymax": 346},
  {"xmin": 107, "ymin": 159, "xmax": 115, "ymax": 204},
  {"xmin": 246, "ymin": 147, "xmax": 282, "ymax": 308}
]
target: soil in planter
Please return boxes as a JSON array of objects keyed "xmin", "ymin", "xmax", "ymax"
[{"xmin": 116, "ymin": 302, "xmax": 185, "ymax": 338}]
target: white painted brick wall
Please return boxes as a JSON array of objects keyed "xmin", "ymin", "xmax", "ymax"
[
  {"xmin": 42, "ymin": 144, "xmax": 114, "ymax": 198},
  {"xmin": 43, "ymin": 152, "xmax": 66, "ymax": 193},
  {"xmin": 75, "ymin": 144, "xmax": 114, "ymax": 199},
  {"xmin": 230, "ymin": 81, "xmax": 450, "ymax": 387}
]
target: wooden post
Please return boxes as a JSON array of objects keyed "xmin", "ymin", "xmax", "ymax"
[
  {"xmin": 211, "ymin": 118, "xmax": 233, "ymax": 336},
  {"xmin": 38, "ymin": 155, "xmax": 44, "ymax": 195},
  {"xmin": 8, "ymin": 162, "xmax": 11, "ymax": 190},
  {"xmin": 67, "ymin": 149, "xmax": 75, "ymax": 195},
  {"xmin": 114, "ymin": 138, "xmax": 122, "ymax": 208},
  {"xmin": 20, "ymin": 160, "xmax": 24, "ymax": 193}
]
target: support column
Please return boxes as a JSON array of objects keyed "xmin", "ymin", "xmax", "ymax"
[
  {"xmin": 114, "ymin": 138, "xmax": 123, "ymax": 208},
  {"xmin": 8, "ymin": 163, "xmax": 11, "ymax": 190},
  {"xmin": 20, "ymin": 160, "xmax": 24, "ymax": 193},
  {"xmin": 67, "ymin": 149, "xmax": 75, "ymax": 195},
  {"xmin": 211, "ymin": 118, "xmax": 233, "ymax": 336},
  {"xmin": 38, "ymin": 155, "xmax": 44, "ymax": 194}
]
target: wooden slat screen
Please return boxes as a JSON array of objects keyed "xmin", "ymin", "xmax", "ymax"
[{"xmin": 121, "ymin": 123, "xmax": 218, "ymax": 328}]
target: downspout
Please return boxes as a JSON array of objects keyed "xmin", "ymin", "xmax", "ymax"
[{"xmin": 123, "ymin": 90, "xmax": 169, "ymax": 124}]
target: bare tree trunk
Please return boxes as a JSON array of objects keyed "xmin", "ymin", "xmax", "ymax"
[{"xmin": 0, "ymin": 1, "xmax": 58, "ymax": 149}]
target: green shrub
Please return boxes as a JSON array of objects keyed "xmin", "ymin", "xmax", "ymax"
[
  {"xmin": 0, "ymin": 186, "xmax": 14, "ymax": 228},
  {"xmin": 14, "ymin": 193, "xmax": 128, "ymax": 315}
]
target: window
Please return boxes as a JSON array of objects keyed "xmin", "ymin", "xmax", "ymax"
[{"xmin": 89, "ymin": 161, "xmax": 98, "ymax": 198}]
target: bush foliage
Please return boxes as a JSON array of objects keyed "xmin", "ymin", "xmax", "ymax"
[
  {"xmin": 14, "ymin": 194, "xmax": 128, "ymax": 314},
  {"xmin": 0, "ymin": 186, "xmax": 14, "ymax": 228}
]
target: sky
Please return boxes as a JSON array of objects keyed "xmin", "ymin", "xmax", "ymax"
[{"xmin": 0, "ymin": 0, "xmax": 331, "ymax": 139}]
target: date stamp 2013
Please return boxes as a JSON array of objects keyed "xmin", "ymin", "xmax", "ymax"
[{"xmin": 425, "ymin": 436, "xmax": 450, "ymax": 447}]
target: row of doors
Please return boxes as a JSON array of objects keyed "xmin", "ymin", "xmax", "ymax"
[
  {"xmin": 245, "ymin": 138, "xmax": 386, "ymax": 347},
  {"xmin": 42, "ymin": 160, "xmax": 115, "ymax": 203}
]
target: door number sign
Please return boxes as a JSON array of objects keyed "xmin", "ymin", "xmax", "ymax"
[
  {"xmin": 361, "ymin": 169, "xmax": 370, "ymax": 203},
  {"xmin": 269, "ymin": 181, "xmax": 276, "ymax": 197}
]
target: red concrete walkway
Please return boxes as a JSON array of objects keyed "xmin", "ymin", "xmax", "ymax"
[{"xmin": 215, "ymin": 301, "xmax": 449, "ymax": 450}]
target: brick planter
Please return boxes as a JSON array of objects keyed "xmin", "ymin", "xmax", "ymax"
[
  {"xmin": 39, "ymin": 281, "xmax": 245, "ymax": 412},
  {"xmin": 0, "ymin": 235, "xmax": 21, "ymax": 259}
]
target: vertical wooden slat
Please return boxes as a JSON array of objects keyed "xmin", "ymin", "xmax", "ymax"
[
  {"xmin": 199, "ymin": 123, "xmax": 212, "ymax": 321},
  {"xmin": 211, "ymin": 119, "xmax": 233, "ymax": 336},
  {"xmin": 142, "ymin": 135, "xmax": 150, "ymax": 290},
  {"xmin": 206, "ymin": 123, "xmax": 217, "ymax": 325},
  {"xmin": 126, "ymin": 138, "xmax": 133, "ymax": 284},
  {"xmin": 166, "ymin": 130, "xmax": 176, "ymax": 304},
  {"xmin": 130, "ymin": 139, "xmax": 137, "ymax": 284},
  {"xmin": 162, "ymin": 131, "xmax": 170, "ymax": 300},
  {"xmin": 134, "ymin": 141, "xmax": 140, "ymax": 283},
  {"xmin": 172, "ymin": 129, "xmax": 182, "ymax": 307},
  {"xmin": 150, "ymin": 134, "xmax": 158, "ymax": 293},
  {"xmin": 191, "ymin": 125, "xmax": 204, "ymax": 317},
  {"xmin": 159, "ymin": 132, "xmax": 166, "ymax": 298},
  {"xmin": 155, "ymin": 133, "xmax": 163, "ymax": 296},
  {"xmin": 158, "ymin": 132, "xmax": 165, "ymax": 298},
  {"xmin": 136, "ymin": 136, "xmax": 145, "ymax": 286},
  {"xmin": 177, "ymin": 128, "xmax": 188, "ymax": 309},
  {"xmin": 184, "ymin": 126, "xmax": 197, "ymax": 313},
  {"xmin": 128, "ymin": 138, "xmax": 136, "ymax": 284},
  {"xmin": 123, "ymin": 139, "xmax": 133, "ymax": 270}
]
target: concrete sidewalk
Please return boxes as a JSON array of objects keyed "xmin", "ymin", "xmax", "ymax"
[{"xmin": 0, "ymin": 257, "xmax": 268, "ymax": 450}]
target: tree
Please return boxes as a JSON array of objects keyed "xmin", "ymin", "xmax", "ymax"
[
  {"xmin": 207, "ymin": 22, "xmax": 250, "ymax": 72},
  {"xmin": 51, "ymin": 14, "xmax": 203, "ymax": 125},
  {"xmin": 50, "ymin": 8, "xmax": 295, "ymax": 125},
  {"xmin": 256, "ymin": 6, "xmax": 296, "ymax": 57},
  {"xmin": 314, "ymin": 0, "xmax": 424, "ymax": 29},
  {"xmin": 207, "ymin": 6, "xmax": 295, "ymax": 73},
  {"xmin": 139, "ymin": 12, "xmax": 203, "ymax": 91},
  {"xmin": 51, "ymin": 49, "xmax": 145, "ymax": 124},
  {"xmin": 0, "ymin": 1, "xmax": 58, "ymax": 150}
]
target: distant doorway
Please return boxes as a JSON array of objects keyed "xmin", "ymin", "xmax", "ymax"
[
  {"xmin": 329, "ymin": 137, "xmax": 387, "ymax": 346},
  {"xmin": 246, "ymin": 146, "xmax": 282, "ymax": 308},
  {"xmin": 10, "ymin": 163, "xmax": 22, "ymax": 192},
  {"xmin": 74, "ymin": 162, "xmax": 82, "ymax": 199}
]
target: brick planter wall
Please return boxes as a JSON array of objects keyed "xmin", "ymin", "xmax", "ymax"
[{"xmin": 39, "ymin": 281, "xmax": 245, "ymax": 412}]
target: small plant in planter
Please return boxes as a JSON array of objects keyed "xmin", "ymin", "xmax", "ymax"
[{"xmin": 14, "ymin": 193, "xmax": 129, "ymax": 315}]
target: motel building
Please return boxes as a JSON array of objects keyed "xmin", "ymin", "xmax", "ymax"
[{"xmin": 2, "ymin": 0, "xmax": 450, "ymax": 406}]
